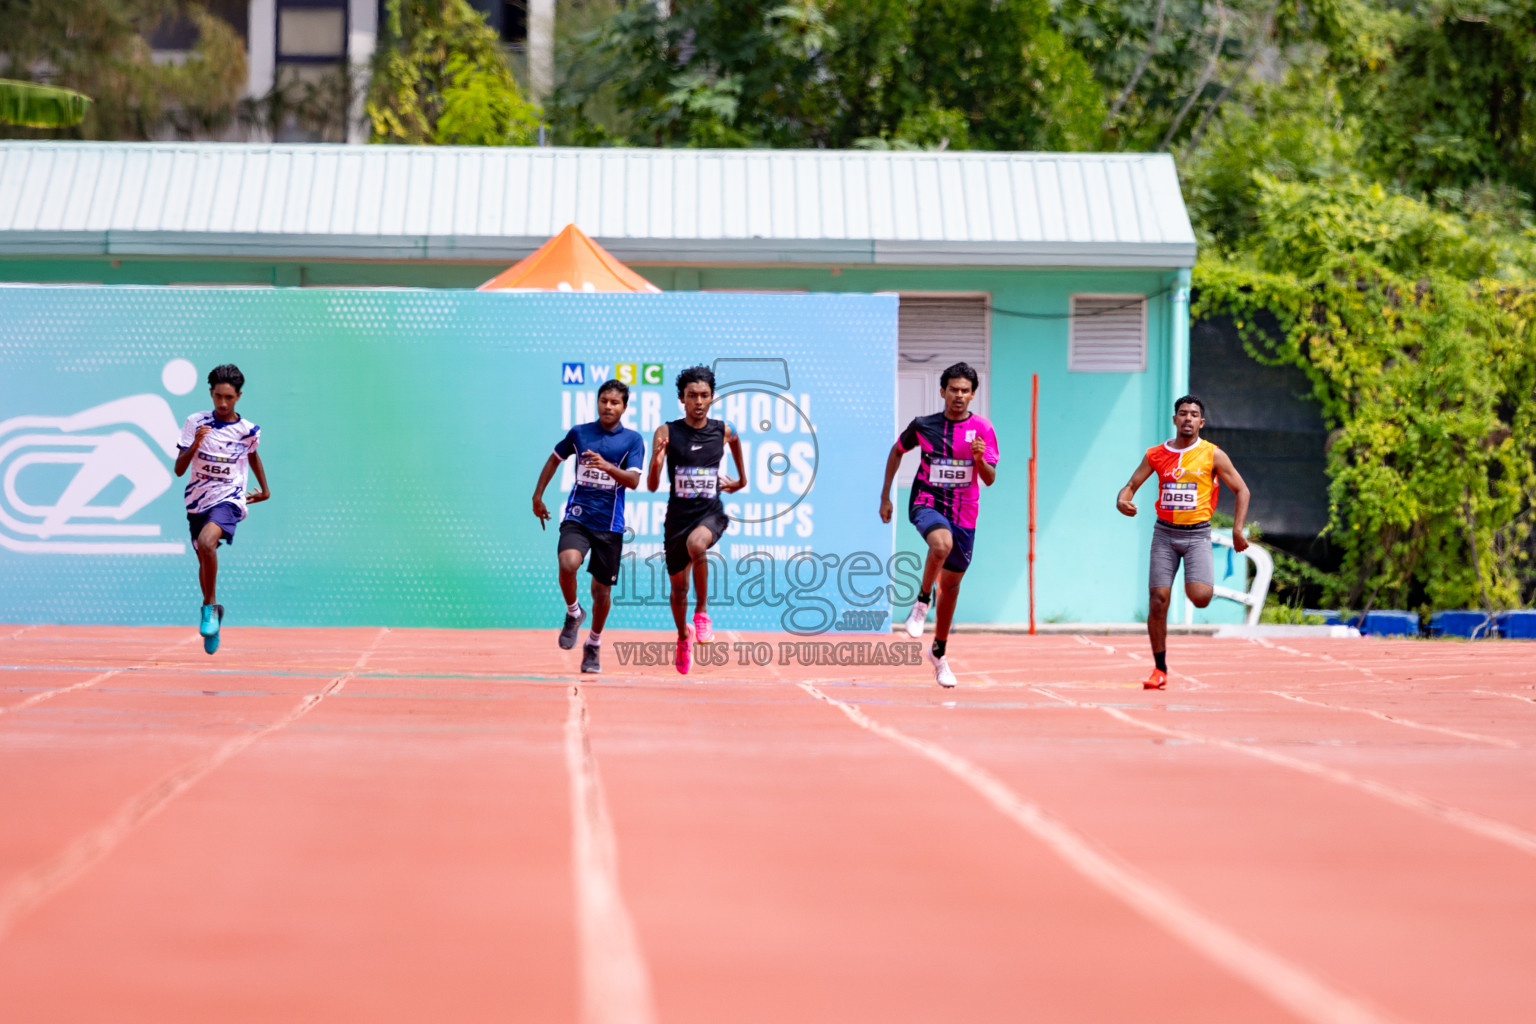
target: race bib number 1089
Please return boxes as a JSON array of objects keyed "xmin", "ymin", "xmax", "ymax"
[{"xmin": 1160, "ymin": 481, "xmax": 1199, "ymax": 510}]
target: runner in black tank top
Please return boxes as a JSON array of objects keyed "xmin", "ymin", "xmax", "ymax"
[
  {"xmin": 664, "ymin": 417, "xmax": 728, "ymax": 539},
  {"xmin": 648, "ymin": 365, "xmax": 748, "ymax": 675}
]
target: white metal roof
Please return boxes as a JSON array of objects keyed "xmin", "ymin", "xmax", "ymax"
[{"xmin": 0, "ymin": 142, "xmax": 1196, "ymax": 267}]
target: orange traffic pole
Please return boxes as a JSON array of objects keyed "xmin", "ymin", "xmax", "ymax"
[{"xmin": 1028, "ymin": 373, "xmax": 1038, "ymax": 636}]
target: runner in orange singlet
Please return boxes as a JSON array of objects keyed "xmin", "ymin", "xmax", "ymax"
[{"xmin": 1116, "ymin": 395, "xmax": 1250, "ymax": 690}]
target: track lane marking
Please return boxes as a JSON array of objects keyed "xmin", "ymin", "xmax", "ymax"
[
  {"xmin": 1268, "ymin": 691, "xmax": 1519, "ymax": 748},
  {"xmin": 0, "ymin": 628, "xmax": 389, "ymax": 942},
  {"xmin": 797, "ymin": 682, "xmax": 1396, "ymax": 1024},
  {"xmin": 1247, "ymin": 638, "xmax": 1379, "ymax": 678},
  {"xmin": 1473, "ymin": 689, "xmax": 1536, "ymax": 706},
  {"xmin": 565, "ymin": 685, "xmax": 656, "ymax": 1024},
  {"xmin": 1033, "ymin": 687, "xmax": 1536, "ymax": 859},
  {"xmin": 0, "ymin": 636, "xmax": 200, "ymax": 716}
]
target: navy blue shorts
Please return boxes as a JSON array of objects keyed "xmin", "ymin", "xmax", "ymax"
[
  {"xmin": 188, "ymin": 502, "xmax": 242, "ymax": 546},
  {"xmin": 910, "ymin": 506, "xmax": 975, "ymax": 573}
]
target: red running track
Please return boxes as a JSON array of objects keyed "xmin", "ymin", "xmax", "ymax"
[{"xmin": 1, "ymin": 624, "xmax": 1534, "ymax": 1023}]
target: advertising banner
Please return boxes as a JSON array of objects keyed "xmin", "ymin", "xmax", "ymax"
[{"xmin": 0, "ymin": 287, "xmax": 901, "ymax": 632}]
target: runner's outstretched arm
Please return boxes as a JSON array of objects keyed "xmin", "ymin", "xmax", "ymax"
[
  {"xmin": 647, "ymin": 425, "xmax": 669, "ymax": 492},
  {"xmin": 720, "ymin": 421, "xmax": 747, "ymax": 493},
  {"xmin": 1213, "ymin": 450, "xmax": 1251, "ymax": 551},
  {"xmin": 971, "ymin": 434, "xmax": 997, "ymax": 486},
  {"xmin": 878, "ymin": 441, "xmax": 905, "ymax": 523},
  {"xmin": 531, "ymin": 452, "xmax": 562, "ymax": 527},
  {"xmin": 247, "ymin": 452, "xmax": 270, "ymax": 504},
  {"xmin": 1117, "ymin": 456, "xmax": 1154, "ymax": 516},
  {"xmin": 174, "ymin": 426, "xmax": 209, "ymax": 476}
]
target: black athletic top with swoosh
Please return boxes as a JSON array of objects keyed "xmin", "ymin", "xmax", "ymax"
[{"xmin": 664, "ymin": 417, "xmax": 726, "ymax": 540}]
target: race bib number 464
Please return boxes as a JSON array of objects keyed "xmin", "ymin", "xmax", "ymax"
[
  {"xmin": 193, "ymin": 453, "xmax": 236, "ymax": 481},
  {"xmin": 927, "ymin": 456, "xmax": 975, "ymax": 489},
  {"xmin": 1160, "ymin": 481, "xmax": 1199, "ymax": 510},
  {"xmin": 673, "ymin": 466, "xmax": 719, "ymax": 499}
]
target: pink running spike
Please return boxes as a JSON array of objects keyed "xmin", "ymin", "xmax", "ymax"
[
  {"xmin": 675, "ymin": 628, "xmax": 693, "ymax": 675},
  {"xmin": 693, "ymin": 613, "xmax": 715, "ymax": 644}
]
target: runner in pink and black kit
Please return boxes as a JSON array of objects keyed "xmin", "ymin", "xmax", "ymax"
[{"xmin": 878, "ymin": 361, "xmax": 999, "ymax": 688}]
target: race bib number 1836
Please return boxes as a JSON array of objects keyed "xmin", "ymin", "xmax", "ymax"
[{"xmin": 673, "ymin": 465, "xmax": 719, "ymax": 499}]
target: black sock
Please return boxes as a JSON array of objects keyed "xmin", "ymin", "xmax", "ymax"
[
  {"xmin": 1154, "ymin": 651, "xmax": 1167, "ymax": 672},
  {"xmin": 932, "ymin": 639, "xmax": 947, "ymax": 658},
  {"xmin": 918, "ymin": 590, "xmax": 932, "ymax": 604}
]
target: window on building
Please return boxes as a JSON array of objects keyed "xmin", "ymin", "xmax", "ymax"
[
  {"xmin": 1068, "ymin": 294, "xmax": 1147, "ymax": 373},
  {"xmin": 278, "ymin": 0, "xmax": 348, "ymax": 63},
  {"xmin": 896, "ymin": 294, "xmax": 990, "ymax": 487},
  {"xmin": 146, "ymin": 0, "xmax": 250, "ymax": 53}
]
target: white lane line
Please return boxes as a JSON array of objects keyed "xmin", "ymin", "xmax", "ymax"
[
  {"xmin": 0, "ymin": 636, "xmax": 200, "ymax": 716},
  {"xmin": 1269, "ymin": 691, "xmax": 1519, "ymax": 748},
  {"xmin": 0, "ymin": 626, "xmax": 38, "ymax": 642},
  {"xmin": 1247, "ymin": 638, "xmax": 1378, "ymax": 678},
  {"xmin": 1072, "ymin": 634, "xmax": 1118, "ymax": 655},
  {"xmin": 565, "ymin": 685, "xmax": 656, "ymax": 1024},
  {"xmin": 798, "ymin": 683, "xmax": 1396, "ymax": 1024},
  {"xmin": 1473, "ymin": 689, "xmax": 1536, "ymax": 706},
  {"xmin": 1034, "ymin": 687, "xmax": 1536, "ymax": 859},
  {"xmin": 0, "ymin": 628, "xmax": 388, "ymax": 942}
]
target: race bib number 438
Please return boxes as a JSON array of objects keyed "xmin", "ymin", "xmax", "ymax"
[
  {"xmin": 927, "ymin": 456, "xmax": 975, "ymax": 489},
  {"xmin": 575, "ymin": 463, "xmax": 619, "ymax": 490},
  {"xmin": 673, "ymin": 466, "xmax": 719, "ymax": 499},
  {"xmin": 1160, "ymin": 481, "xmax": 1199, "ymax": 510}
]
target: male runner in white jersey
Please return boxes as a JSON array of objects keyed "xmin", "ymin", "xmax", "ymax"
[
  {"xmin": 174, "ymin": 364, "xmax": 270, "ymax": 655},
  {"xmin": 1117, "ymin": 395, "xmax": 1250, "ymax": 689}
]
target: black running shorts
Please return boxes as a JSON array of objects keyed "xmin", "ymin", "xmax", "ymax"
[{"xmin": 559, "ymin": 519, "xmax": 623, "ymax": 586}]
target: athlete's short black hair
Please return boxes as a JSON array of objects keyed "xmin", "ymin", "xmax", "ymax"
[
  {"xmin": 675, "ymin": 365, "xmax": 716, "ymax": 398},
  {"xmin": 208, "ymin": 364, "xmax": 245, "ymax": 393},
  {"xmin": 1174, "ymin": 394, "xmax": 1206, "ymax": 417},
  {"xmin": 940, "ymin": 361, "xmax": 979, "ymax": 392},
  {"xmin": 597, "ymin": 379, "xmax": 630, "ymax": 406}
]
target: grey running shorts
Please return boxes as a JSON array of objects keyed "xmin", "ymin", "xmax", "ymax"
[{"xmin": 1149, "ymin": 520, "xmax": 1214, "ymax": 589}]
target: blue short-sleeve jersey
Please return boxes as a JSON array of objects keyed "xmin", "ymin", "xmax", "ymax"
[{"xmin": 553, "ymin": 421, "xmax": 646, "ymax": 533}]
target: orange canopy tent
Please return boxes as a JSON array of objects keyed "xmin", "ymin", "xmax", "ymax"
[{"xmin": 478, "ymin": 223, "xmax": 662, "ymax": 293}]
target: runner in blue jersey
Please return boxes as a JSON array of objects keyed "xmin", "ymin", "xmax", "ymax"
[
  {"xmin": 173, "ymin": 364, "xmax": 271, "ymax": 656},
  {"xmin": 532, "ymin": 379, "xmax": 646, "ymax": 674}
]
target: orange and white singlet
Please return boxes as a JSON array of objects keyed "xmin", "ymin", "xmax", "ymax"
[{"xmin": 1146, "ymin": 438, "xmax": 1220, "ymax": 525}]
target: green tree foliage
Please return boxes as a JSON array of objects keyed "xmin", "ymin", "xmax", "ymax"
[
  {"xmin": 367, "ymin": 0, "xmax": 540, "ymax": 146},
  {"xmin": 0, "ymin": 80, "xmax": 92, "ymax": 128},
  {"xmin": 0, "ymin": 1, "xmax": 246, "ymax": 139},
  {"xmin": 552, "ymin": 0, "xmax": 1102, "ymax": 148},
  {"xmin": 1185, "ymin": 51, "xmax": 1536, "ymax": 610}
]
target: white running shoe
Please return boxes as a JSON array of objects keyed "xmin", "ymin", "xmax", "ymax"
[
  {"xmin": 928, "ymin": 650, "xmax": 957, "ymax": 688},
  {"xmin": 904, "ymin": 600, "xmax": 929, "ymax": 638}
]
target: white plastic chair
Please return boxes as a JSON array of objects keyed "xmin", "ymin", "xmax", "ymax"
[{"xmin": 1183, "ymin": 531, "xmax": 1273, "ymax": 627}]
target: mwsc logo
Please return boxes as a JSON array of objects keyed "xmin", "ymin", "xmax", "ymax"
[
  {"xmin": 561, "ymin": 362, "xmax": 663, "ymax": 386},
  {"xmin": 0, "ymin": 359, "xmax": 198, "ymax": 555}
]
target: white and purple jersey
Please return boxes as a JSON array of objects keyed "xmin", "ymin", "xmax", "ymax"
[
  {"xmin": 177, "ymin": 412, "xmax": 260, "ymax": 516},
  {"xmin": 898, "ymin": 411, "xmax": 998, "ymax": 530}
]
